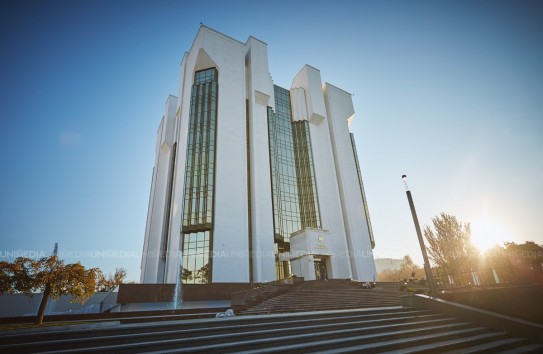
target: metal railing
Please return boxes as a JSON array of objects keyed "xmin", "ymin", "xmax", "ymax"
[
  {"xmin": 432, "ymin": 264, "xmax": 543, "ymax": 291},
  {"xmin": 99, "ymin": 286, "xmax": 120, "ymax": 313}
]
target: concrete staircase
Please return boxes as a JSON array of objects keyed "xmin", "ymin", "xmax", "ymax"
[
  {"xmin": 1, "ymin": 306, "xmax": 542, "ymax": 353},
  {"xmin": 239, "ymin": 280, "xmax": 403, "ymax": 315}
]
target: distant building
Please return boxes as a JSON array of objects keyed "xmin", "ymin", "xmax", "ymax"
[
  {"xmin": 374, "ymin": 258, "xmax": 404, "ymax": 273},
  {"xmin": 140, "ymin": 26, "xmax": 376, "ymax": 284}
]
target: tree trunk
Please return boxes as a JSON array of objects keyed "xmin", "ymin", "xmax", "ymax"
[{"xmin": 35, "ymin": 284, "xmax": 51, "ymax": 325}]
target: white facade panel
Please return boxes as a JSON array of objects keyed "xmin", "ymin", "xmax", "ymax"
[
  {"xmin": 290, "ymin": 87, "xmax": 308, "ymax": 122},
  {"xmin": 323, "ymin": 83, "xmax": 376, "ymax": 281},
  {"xmin": 290, "ymin": 67, "xmax": 353, "ymax": 279},
  {"xmin": 291, "ymin": 65, "xmax": 326, "ymax": 125},
  {"xmin": 140, "ymin": 95, "xmax": 178, "ymax": 283},
  {"xmin": 145, "ymin": 122, "xmax": 167, "ymax": 283},
  {"xmin": 203, "ymin": 30, "xmax": 249, "ymax": 283},
  {"xmin": 184, "ymin": 27, "xmax": 250, "ymax": 283},
  {"xmin": 245, "ymin": 37, "xmax": 276, "ymax": 282},
  {"xmin": 163, "ymin": 56, "xmax": 190, "ymax": 284}
]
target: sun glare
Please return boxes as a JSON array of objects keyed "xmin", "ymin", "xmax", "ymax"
[{"xmin": 470, "ymin": 219, "xmax": 510, "ymax": 253}]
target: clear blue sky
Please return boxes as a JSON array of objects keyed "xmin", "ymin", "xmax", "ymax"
[{"xmin": 1, "ymin": 0, "xmax": 542, "ymax": 281}]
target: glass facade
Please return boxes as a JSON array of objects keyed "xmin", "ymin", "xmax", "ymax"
[
  {"xmin": 182, "ymin": 230, "xmax": 211, "ymax": 284},
  {"xmin": 268, "ymin": 86, "xmax": 301, "ymax": 242},
  {"xmin": 268, "ymin": 85, "xmax": 321, "ymax": 278},
  {"xmin": 181, "ymin": 67, "xmax": 218, "ymax": 283},
  {"xmin": 350, "ymin": 133, "xmax": 375, "ymax": 249},
  {"xmin": 292, "ymin": 121, "xmax": 321, "ymax": 229}
]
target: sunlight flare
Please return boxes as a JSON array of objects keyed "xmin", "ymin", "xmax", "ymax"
[{"xmin": 470, "ymin": 219, "xmax": 510, "ymax": 253}]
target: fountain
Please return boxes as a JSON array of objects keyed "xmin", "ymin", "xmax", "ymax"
[{"xmin": 172, "ymin": 250, "xmax": 183, "ymax": 310}]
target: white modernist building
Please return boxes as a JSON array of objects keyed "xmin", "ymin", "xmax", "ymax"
[{"xmin": 140, "ymin": 26, "xmax": 376, "ymax": 285}]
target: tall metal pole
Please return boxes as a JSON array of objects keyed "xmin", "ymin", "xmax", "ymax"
[{"xmin": 402, "ymin": 175, "xmax": 437, "ymax": 296}]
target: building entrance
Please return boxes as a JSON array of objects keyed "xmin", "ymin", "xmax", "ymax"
[{"xmin": 314, "ymin": 258, "xmax": 328, "ymax": 280}]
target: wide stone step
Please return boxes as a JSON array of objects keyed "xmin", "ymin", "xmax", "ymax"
[
  {"xmin": 299, "ymin": 328, "xmax": 500, "ymax": 354},
  {"xmin": 261, "ymin": 294, "xmax": 400, "ymax": 301},
  {"xmin": 437, "ymin": 337, "xmax": 530, "ymax": 354},
  {"xmin": 495, "ymin": 344, "xmax": 543, "ymax": 353},
  {"xmin": 241, "ymin": 296, "xmax": 401, "ymax": 314},
  {"xmin": 255, "ymin": 296, "xmax": 400, "ymax": 303},
  {"xmin": 247, "ymin": 302, "xmax": 400, "ymax": 308},
  {"xmin": 34, "ymin": 317, "xmax": 458, "ymax": 353},
  {"xmin": 383, "ymin": 334, "xmax": 526, "ymax": 354},
  {"xmin": 248, "ymin": 297, "xmax": 400, "ymax": 305},
  {"xmin": 242, "ymin": 303, "xmax": 402, "ymax": 315},
  {"xmin": 148, "ymin": 323, "xmax": 483, "ymax": 353},
  {"xmin": 268, "ymin": 294, "xmax": 401, "ymax": 301}
]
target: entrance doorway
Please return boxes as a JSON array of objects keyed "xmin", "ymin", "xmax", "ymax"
[{"xmin": 314, "ymin": 258, "xmax": 328, "ymax": 280}]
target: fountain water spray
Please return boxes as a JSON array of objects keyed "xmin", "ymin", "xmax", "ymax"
[{"xmin": 172, "ymin": 250, "xmax": 183, "ymax": 309}]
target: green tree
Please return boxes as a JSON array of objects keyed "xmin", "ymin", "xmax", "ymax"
[
  {"xmin": 0, "ymin": 255, "xmax": 99, "ymax": 324},
  {"xmin": 424, "ymin": 213, "xmax": 479, "ymax": 276}
]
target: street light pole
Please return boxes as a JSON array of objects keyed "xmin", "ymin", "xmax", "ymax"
[{"xmin": 402, "ymin": 175, "xmax": 437, "ymax": 296}]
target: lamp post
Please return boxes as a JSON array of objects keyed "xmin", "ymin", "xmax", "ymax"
[{"xmin": 402, "ymin": 175, "xmax": 437, "ymax": 296}]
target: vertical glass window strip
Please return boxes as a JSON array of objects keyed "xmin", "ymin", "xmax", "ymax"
[
  {"xmin": 180, "ymin": 67, "xmax": 218, "ymax": 283},
  {"xmin": 181, "ymin": 67, "xmax": 217, "ymax": 232},
  {"xmin": 350, "ymin": 133, "xmax": 375, "ymax": 248},
  {"xmin": 267, "ymin": 86, "xmax": 301, "ymax": 242},
  {"xmin": 292, "ymin": 120, "xmax": 321, "ymax": 229},
  {"xmin": 181, "ymin": 230, "xmax": 211, "ymax": 284}
]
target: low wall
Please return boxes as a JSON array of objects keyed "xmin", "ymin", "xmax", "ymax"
[
  {"xmin": 0, "ymin": 292, "xmax": 112, "ymax": 318},
  {"xmin": 117, "ymin": 283, "xmax": 252, "ymax": 304},
  {"xmin": 437, "ymin": 284, "xmax": 543, "ymax": 324},
  {"xmin": 402, "ymin": 294, "xmax": 543, "ymax": 343},
  {"xmin": 0, "ymin": 306, "xmax": 226, "ymax": 325}
]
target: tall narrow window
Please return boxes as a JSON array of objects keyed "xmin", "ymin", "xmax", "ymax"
[
  {"xmin": 292, "ymin": 120, "xmax": 321, "ymax": 229},
  {"xmin": 267, "ymin": 86, "xmax": 301, "ymax": 242},
  {"xmin": 181, "ymin": 67, "xmax": 218, "ymax": 283}
]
